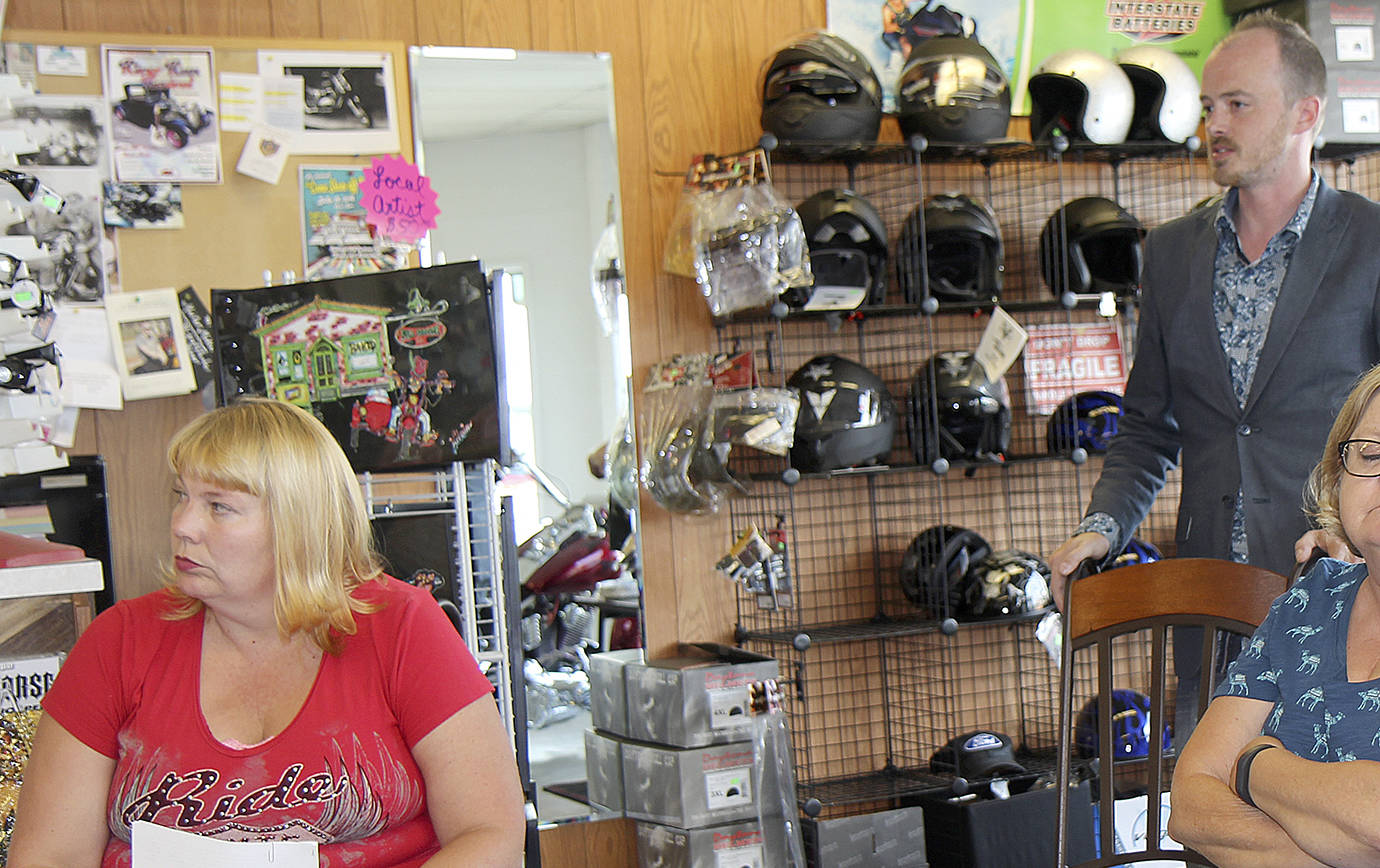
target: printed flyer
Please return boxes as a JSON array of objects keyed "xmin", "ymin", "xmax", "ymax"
[
  {"xmin": 299, "ymin": 165, "xmax": 404, "ymax": 281},
  {"xmin": 102, "ymin": 45, "xmax": 221, "ymax": 183}
]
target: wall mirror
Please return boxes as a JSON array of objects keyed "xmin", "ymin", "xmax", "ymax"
[{"xmin": 410, "ymin": 46, "xmax": 638, "ymax": 826}]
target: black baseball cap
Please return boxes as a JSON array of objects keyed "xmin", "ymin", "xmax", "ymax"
[{"xmin": 929, "ymin": 730, "xmax": 1027, "ymax": 779}]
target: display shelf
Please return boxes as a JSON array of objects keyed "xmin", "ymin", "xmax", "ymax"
[
  {"xmin": 735, "ymin": 608, "xmax": 1048, "ymax": 648},
  {"xmin": 715, "ymin": 292, "xmax": 1135, "ymax": 325},
  {"xmin": 359, "ymin": 460, "xmax": 516, "ymax": 748}
]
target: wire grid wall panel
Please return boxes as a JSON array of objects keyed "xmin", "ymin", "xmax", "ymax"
[
  {"xmin": 358, "ymin": 460, "xmax": 515, "ymax": 748},
  {"xmin": 1322, "ymin": 149, "xmax": 1380, "ymax": 197},
  {"xmin": 714, "ymin": 144, "xmax": 1224, "ymax": 810}
]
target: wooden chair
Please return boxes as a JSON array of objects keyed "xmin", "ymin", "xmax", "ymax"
[{"xmin": 1053, "ymin": 558, "xmax": 1289, "ymax": 867}]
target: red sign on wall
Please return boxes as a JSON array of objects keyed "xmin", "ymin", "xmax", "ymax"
[{"xmin": 1023, "ymin": 322, "xmax": 1128, "ymax": 415}]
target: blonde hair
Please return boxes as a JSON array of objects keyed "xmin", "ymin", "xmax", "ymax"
[
  {"xmin": 1304, "ymin": 364, "xmax": 1380, "ymax": 556},
  {"xmin": 162, "ymin": 397, "xmax": 382, "ymax": 653}
]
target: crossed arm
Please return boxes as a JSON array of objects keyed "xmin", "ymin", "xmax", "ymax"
[{"xmin": 1170, "ymin": 695, "xmax": 1380, "ymax": 867}]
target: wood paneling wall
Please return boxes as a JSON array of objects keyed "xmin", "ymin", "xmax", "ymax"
[{"xmin": 5, "ymin": 0, "xmax": 828, "ymax": 862}]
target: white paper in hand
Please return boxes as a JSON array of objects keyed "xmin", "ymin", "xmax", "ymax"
[{"xmin": 132, "ymin": 820, "xmax": 319, "ymax": 868}]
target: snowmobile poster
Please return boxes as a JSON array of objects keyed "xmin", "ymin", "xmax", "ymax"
[
  {"xmin": 210, "ymin": 261, "xmax": 505, "ymax": 472},
  {"xmin": 102, "ymin": 45, "xmax": 222, "ymax": 183}
]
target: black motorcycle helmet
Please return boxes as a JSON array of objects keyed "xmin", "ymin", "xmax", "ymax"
[
  {"xmin": 787, "ymin": 354, "xmax": 896, "ymax": 472},
  {"xmin": 911, "ymin": 350, "xmax": 1010, "ymax": 464},
  {"xmin": 899, "ymin": 524, "xmax": 991, "ymax": 613},
  {"xmin": 760, "ymin": 31, "xmax": 883, "ymax": 146},
  {"xmin": 897, "ymin": 193, "xmax": 1003, "ymax": 305},
  {"xmin": 959, "ymin": 549, "xmax": 1053, "ymax": 619},
  {"xmin": 897, "ymin": 36, "xmax": 1012, "ymax": 144},
  {"xmin": 795, "ymin": 188, "xmax": 888, "ymax": 309},
  {"xmin": 1039, "ymin": 196, "xmax": 1145, "ymax": 297}
]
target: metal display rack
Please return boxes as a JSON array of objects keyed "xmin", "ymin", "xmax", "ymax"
[
  {"xmin": 359, "ymin": 459, "xmax": 516, "ymax": 746},
  {"xmin": 717, "ymin": 138, "xmax": 1219, "ymax": 814}
]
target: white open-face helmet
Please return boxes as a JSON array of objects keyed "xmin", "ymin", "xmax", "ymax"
[
  {"xmin": 1028, "ymin": 49, "xmax": 1134, "ymax": 146},
  {"xmin": 1116, "ymin": 44, "xmax": 1201, "ymax": 143}
]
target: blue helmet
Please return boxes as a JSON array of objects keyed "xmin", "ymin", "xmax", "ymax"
[
  {"xmin": 1075, "ymin": 688, "xmax": 1170, "ymax": 759},
  {"xmin": 1047, "ymin": 390, "xmax": 1123, "ymax": 455},
  {"xmin": 1110, "ymin": 536, "xmax": 1162, "ymax": 569}
]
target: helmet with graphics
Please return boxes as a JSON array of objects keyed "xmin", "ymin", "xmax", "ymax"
[
  {"xmin": 910, "ymin": 349, "xmax": 1010, "ymax": 464},
  {"xmin": 787, "ymin": 354, "xmax": 896, "ymax": 472},
  {"xmin": 1075, "ymin": 688, "xmax": 1172, "ymax": 759}
]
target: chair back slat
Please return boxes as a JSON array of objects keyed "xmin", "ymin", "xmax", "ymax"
[{"xmin": 1056, "ymin": 557, "xmax": 1289, "ymax": 868}]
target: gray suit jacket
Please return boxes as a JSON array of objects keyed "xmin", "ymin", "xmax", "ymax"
[{"xmin": 1086, "ymin": 180, "xmax": 1380, "ymax": 576}]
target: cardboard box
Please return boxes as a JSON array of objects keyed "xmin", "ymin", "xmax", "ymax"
[
  {"xmin": 1228, "ymin": 0, "xmax": 1380, "ymax": 67},
  {"xmin": 588, "ymin": 647, "xmax": 643, "ymax": 737},
  {"xmin": 803, "ymin": 805, "xmax": 928, "ymax": 868},
  {"xmin": 636, "ymin": 819, "xmax": 791, "ymax": 868},
  {"xmin": 622, "ymin": 739, "xmax": 761, "ymax": 828},
  {"xmin": 625, "ymin": 642, "xmax": 778, "ymax": 748},
  {"xmin": 918, "ymin": 776, "xmax": 1094, "ymax": 868},
  {"xmin": 584, "ymin": 728, "xmax": 626, "ymax": 814},
  {"xmin": 1319, "ymin": 66, "xmax": 1380, "ymax": 147}
]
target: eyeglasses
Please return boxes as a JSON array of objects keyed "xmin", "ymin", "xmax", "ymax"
[{"xmin": 1340, "ymin": 439, "xmax": 1380, "ymax": 477}]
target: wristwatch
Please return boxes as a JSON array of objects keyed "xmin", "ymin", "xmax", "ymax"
[{"xmin": 1235, "ymin": 742, "xmax": 1277, "ymax": 809}]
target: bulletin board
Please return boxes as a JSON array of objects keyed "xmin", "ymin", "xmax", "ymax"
[
  {"xmin": 2, "ymin": 29, "xmax": 416, "ymax": 603},
  {"xmin": 6, "ymin": 29, "xmax": 414, "ymax": 302}
]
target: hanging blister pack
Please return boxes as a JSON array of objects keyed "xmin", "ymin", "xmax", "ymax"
[
  {"xmin": 716, "ymin": 522, "xmax": 794, "ymax": 610},
  {"xmin": 664, "ymin": 149, "xmax": 812, "ymax": 317}
]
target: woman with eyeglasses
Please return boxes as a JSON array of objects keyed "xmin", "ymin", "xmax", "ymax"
[{"xmin": 1170, "ymin": 363, "xmax": 1380, "ymax": 866}]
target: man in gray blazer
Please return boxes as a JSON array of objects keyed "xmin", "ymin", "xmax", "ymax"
[{"xmin": 1048, "ymin": 13, "xmax": 1380, "ymax": 731}]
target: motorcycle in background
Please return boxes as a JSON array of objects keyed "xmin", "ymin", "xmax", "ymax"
[{"xmin": 512, "ymin": 460, "xmax": 640, "ymax": 729}]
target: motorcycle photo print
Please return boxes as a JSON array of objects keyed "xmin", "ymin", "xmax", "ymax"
[
  {"xmin": 0, "ymin": 95, "xmax": 109, "ymax": 172},
  {"xmin": 102, "ymin": 182, "xmax": 184, "ymax": 230},
  {"xmin": 101, "ymin": 45, "xmax": 222, "ymax": 183},
  {"xmin": 258, "ymin": 50, "xmax": 401, "ymax": 156}
]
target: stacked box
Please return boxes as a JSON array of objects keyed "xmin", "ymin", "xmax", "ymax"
[
  {"xmin": 804, "ymin": 806, "xmax": 928, "ymax": 868},
  {"xmin": 622, "ymin": 739, "xmax": 761, "ymax": 828},
  {"xmin": 636, "ymin": 818, "xmax": 791, "ymax": 868},
  {"xmin": 1224, "ymin": 0, "xmax": 1380, "ymax": 147},
  {"xmin": 624, "ymin": 643, "xmax": 778, "ymax": 748},
  {"xmin": 588, "ymin": 648, "xmax": 644, "ymax": 737},
  {"xmin": 584, "ymin": 728, "xmax": 626, "ymax": 814},
  {"xmin": 803, "ymin": 805, "xmax": 929, "ymax": 868}
]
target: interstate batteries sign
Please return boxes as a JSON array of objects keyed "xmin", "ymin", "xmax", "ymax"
[{"xmin": 1023, "ymin": 321, "xmax": 1128, "ymax": 415}]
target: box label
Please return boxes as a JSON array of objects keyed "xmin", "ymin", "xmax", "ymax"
[
  {"xmin": 704, "ymin": 765, "xmax": 753, "ymax": 810},
  {"xmin": 715, "ymin": 844, "xmax": 764, "ymax": 867},
  {"xmin": 708, "ymin": 685, "xmax": 751, "ymax": 729}
]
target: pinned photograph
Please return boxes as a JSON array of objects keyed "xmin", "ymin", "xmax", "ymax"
[
  {"xmin": 1, "ymin": 95, "xmax": 107, "ymax": 172},
  {"xmin": 2, "ymin": 167, "xmax": 111, "ymax": 304},
  {"xmin": 258, "ymin": 50, "xmax": 399, "ymax": 155},
  {"xmin": 105, "ymin": 288, "xmax": 196, "ymax": 400},
  {"xmin": 102, "ymin": 45, "xmax": 221, "ymax": 183},
  {"xmin": 102, "ymin": 182, "xmax": 183, "ymax": 229}
]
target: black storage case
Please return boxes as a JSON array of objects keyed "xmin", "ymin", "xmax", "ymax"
[{"xmin": 917, "ymin": 776, "xmax": 1094, "ymax": 868}]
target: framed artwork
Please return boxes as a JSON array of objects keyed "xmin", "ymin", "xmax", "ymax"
[{"xmin": 211, "ymin": 261, "xmax": 506, "ymax": 472}]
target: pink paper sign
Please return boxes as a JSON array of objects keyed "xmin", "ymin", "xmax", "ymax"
[{"xmin": 358, "ymin": 154, "xmax": 440, "ymax": 245}]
